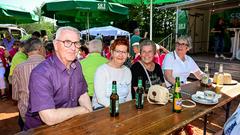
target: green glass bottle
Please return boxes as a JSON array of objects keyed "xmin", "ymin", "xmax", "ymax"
[
  {"xmin": 173, "ymin": 77, "xmax": 182, "ymax": 113},
  {"xmin": 110, "ymin": 81, "xmax": 119, "ymax": 117},
  {"xmin": 136, "ymin": 76, "xmax": 144, "ymax": 109}
]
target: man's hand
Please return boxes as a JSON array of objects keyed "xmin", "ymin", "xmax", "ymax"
[{"xmin": 78, "ymin": 93, "xmax": 93, "ymax": 112}]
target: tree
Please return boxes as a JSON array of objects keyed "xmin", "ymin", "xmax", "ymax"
[
  {"xmin": 19, "ymin": 6, "xmax": 55, "ymax": 40},
  {"xmin": 114, "ymin": 4, "xmax": 176, "ymax": 41}
]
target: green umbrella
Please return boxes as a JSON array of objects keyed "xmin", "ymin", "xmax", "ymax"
[
  {"xmin": 41, "ymin": 0, "xmax": 129, "ymax": 29},
  {"xmin": 0, "ymin": 3, "xmax": 39, "ymax": 24}
]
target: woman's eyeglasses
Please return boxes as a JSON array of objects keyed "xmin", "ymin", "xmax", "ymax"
[{"xmin": 176, "ymin": 42, "xmax": 188, "ymax": 47}]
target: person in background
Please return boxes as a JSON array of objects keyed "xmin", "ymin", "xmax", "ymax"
[
  {"xmin": 132, "ymin": 42, "xmax": 141, "ymax": 64},
  {"xmin": 154, "ymin": 44, "xmax": 169, "ymax": 66},
  {"xmin": 9, "ymin": 40, "xmax": 21, "ymax": 61},
  {"xmin": 131, "ymin": 40, "xmax": 164, "ymax": 99},
  {"xmin": 41, "ymin": 30, "xmax": 48, "ymax": 43},
  {"xmin": 80, "ymin": 39, "xmax": 108, "ymax": 100},
  {"xmin": 2, "ymin": 32, "xmax": 15, "ymax": 51},
  {"xmin": 24, "ymin": 26, "xmax": 92, "ymax": 130},
  {"xmin": 44, "ymin": 41, "xmax": 54, "ymax": 59},
  {"xmin": 78, "ymin": 45, "xmax": 89, "ymax": 60},
  {"xmin": 211, "ymin": 18, "xmax": 226, "ymax": 59},
  {"xmin": 92, "ymin": 38, "xmax": 132, "ymax": 110},
  {"xmin": 229, "ymin": 18, "xmax": 239, "ymax": 53},
  {"xmin": 31, "ymin": 31, "xmax": 41, "ymax": 39},
  {"xmin": 9, "ymin": 41, "xmax": 27, "ymax": 84},
  {"xmin": 0, "ymin": 45, "xmax": 8, "ymax": 100},
  {"xmin": 12, "ymin": 38, "xmax": 46, "ymax": 131},
  {"xmin": 130, "ymin": 28, "xmax": 141, "ymax": 58}
]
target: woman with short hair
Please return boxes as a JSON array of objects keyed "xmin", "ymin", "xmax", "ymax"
[
  {"xmin": 92, "ymin": 38, "xmax": 132, "ymax": 110},
  {"xmin": 131, "ymin": 39, "xmax": 165, "ymax": 99},
  {"xmin": 162, "ymin": 36, "xmax": 204, "ymax": 88}
]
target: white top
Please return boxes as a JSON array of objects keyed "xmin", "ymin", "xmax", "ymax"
[
  {"xmin": 92, "ymin": 64, "xmax": 132, "ymax": 109},
  {"xmin": 162, "ymin": 51, "xmax": 200, "ymax": 87}
]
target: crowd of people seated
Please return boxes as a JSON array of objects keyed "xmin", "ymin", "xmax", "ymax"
[{"xmin": 0, "ymin": 26, "xmax": 239, "ymax": 135}]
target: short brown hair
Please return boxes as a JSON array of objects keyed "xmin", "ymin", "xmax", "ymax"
[{"xmin": 110, "ymin": 38, "xmax": 129, "ymax": 52}]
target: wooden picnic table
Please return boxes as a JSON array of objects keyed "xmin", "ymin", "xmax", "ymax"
[{"xmin": 19, "ymin": 81, "xmax": 240, "ymax": 135}]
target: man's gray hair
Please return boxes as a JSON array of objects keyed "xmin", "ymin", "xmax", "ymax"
[
  {"xmin": 24, "ymin": 38, "xmax": 43, "ymax": 53},
  {"xmin": 176, "ymin": 36, "xmax": 192, "ymax": 49},
  {"xmin": 55, "ymin": 26, "xmax": 80, "ymax": 40},
  {"xmin": 88, "ymin": 39, "xmax": 103, "ymax": 53},
  {"xmin": 140, "ymin": 39, "xmax": 156, "ymax": 54}
]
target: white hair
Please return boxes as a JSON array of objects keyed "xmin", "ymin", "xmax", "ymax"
[
  {"xmin": 55, "ymin": 26, "xmax": 80, "ymax": 40},
  {"xmin": 88, "ymin": 39, "xmax": 102, "ymax": 53},
  {"xmin": 176, "ymin": 36, "xmax": 192, "ymax": 49}
]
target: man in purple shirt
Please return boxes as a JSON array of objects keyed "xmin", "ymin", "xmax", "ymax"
[{"xmin": 24, "ymin": 26, "xmax": 92, "ymax": 130}]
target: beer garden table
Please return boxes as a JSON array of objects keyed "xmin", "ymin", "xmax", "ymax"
[{"xmin": 19, "ymin": 81, "xmax": 240, "ymax": 135}]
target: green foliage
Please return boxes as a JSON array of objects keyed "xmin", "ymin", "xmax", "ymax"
[
  {"xmin": 19, "ymin": 6, "xmax": 55, "ymax": 40},
  {"xmin": 19, "ymin": 21, "xmax": 55, "ymax": 40},
  {"xmin": 115, "ymin": 5, "xmax": 176, "ymax": 42}
]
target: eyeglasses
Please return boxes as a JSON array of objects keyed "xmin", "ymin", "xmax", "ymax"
[
  {"xmin": 114, "ymin": 50, "xmax": 128, "ymax": 55},
  {"xmin": 176, "ymin": 42, "xmax": 188, "ymax": 47},
  {"xmin": 56, "ymin": 39, "xmax": 81, "ymax": 48}
]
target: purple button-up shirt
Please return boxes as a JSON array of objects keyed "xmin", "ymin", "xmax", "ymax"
[{"xmin": 24, "ymin": 55, "xmax": 87, "ymax": 130}]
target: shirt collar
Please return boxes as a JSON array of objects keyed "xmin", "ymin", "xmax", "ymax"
[
  {"xmin": 174, "ymin": 51, "xmax": 187, "ymax": 61},
  {"xmin": 88, "ymin": 53, "xmax": 101, "ymax": 57}
]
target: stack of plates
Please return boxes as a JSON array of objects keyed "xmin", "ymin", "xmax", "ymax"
[{"xmin": 191, "ymin": 91, "xmax": 221, "ymax": 105}]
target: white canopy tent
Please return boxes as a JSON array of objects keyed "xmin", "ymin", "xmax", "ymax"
[{"xmin": 80, "ymin": 26, "xmax": 130, "ymax": 39}]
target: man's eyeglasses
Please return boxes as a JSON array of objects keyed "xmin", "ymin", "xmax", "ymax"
[
  {"xmin": 114, "ymin": 50, "xmax": 128, "ymax": 55},
  {"xmin": 56, "ymin": 39, "xmax": 81, "ymax": 48},
  {"xmin": 176, "ymin": 42, "xmax": 188, "ymax": 47}
]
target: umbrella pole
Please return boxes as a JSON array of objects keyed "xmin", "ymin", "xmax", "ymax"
[
  {"xmin": 175, "ymin": 7, "xmax": 179, "ymax": 42},
  {"xmin": 87, "ymin": 11, "xmax": 90, "ymax": 42},
  {"xmin": 150, "ymin": 0, "xmax": 152, "ymax": 40}
]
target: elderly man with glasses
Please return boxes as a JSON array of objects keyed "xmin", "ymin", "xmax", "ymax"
[{"xmin": 24, "ymin": 26, "xmax": 92, "ymax": 130}]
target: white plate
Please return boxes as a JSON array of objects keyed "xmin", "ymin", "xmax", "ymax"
[{"xmin": 191, "ymin": 94, "xmax": 218, "ymax": 105}]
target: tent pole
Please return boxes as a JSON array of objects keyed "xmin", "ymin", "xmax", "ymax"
[{"xmin": 150, "ymin": 0, "xmax": 153, "ymax": 40}]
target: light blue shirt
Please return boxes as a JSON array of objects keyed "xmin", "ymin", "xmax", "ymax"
[{"xmin": 224, "ymin": 105, "xmax": 240, "ymax": 135}]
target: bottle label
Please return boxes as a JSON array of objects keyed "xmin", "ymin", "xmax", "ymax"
[
  {"xmin": 175, "ymin": 87, "xmax": 181, "ymax": 93},
  {"xmin": 115, "ymin": 100, "xmax": 119, "ymax": 113},
  {"xmin": 202, "ymin": 74, "xmax": 209, "ymax": 84},
  {"xmin": 110, "ymin": 101, "xmax": 112, "ymax": 113},
  {"xmin": 141, "ymin": 94, "xmax": 144, "ymax": 105},
  {"xmin": 136, "ymin": 93, "xmax": 139, "ymax": 106},
  {"xmin": 174, "ymin": 98, "xmax": 182, "ymax": 111}
]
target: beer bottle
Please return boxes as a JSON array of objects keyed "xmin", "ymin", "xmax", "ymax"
[
  {"xmin": 201, "ymin": 64, "xmax": 210, "ymax": 87},
  {"xmin": 136, "ymin": 76, "xmax": 144, "ymax": 109},
  {"xmin": 216, "ymin": 64, "xmax": 224, "ymax": 94},
  {"xmin": 110, "ymin": 81, "xmax": 119, "ymax": 117},
  {"xmin": 173, "ymin": 77, "xmax": 182, "ymax": 113},
  {"xmin": 217, "ymin": 64, "xmax": 224, "ymax": 85}
]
